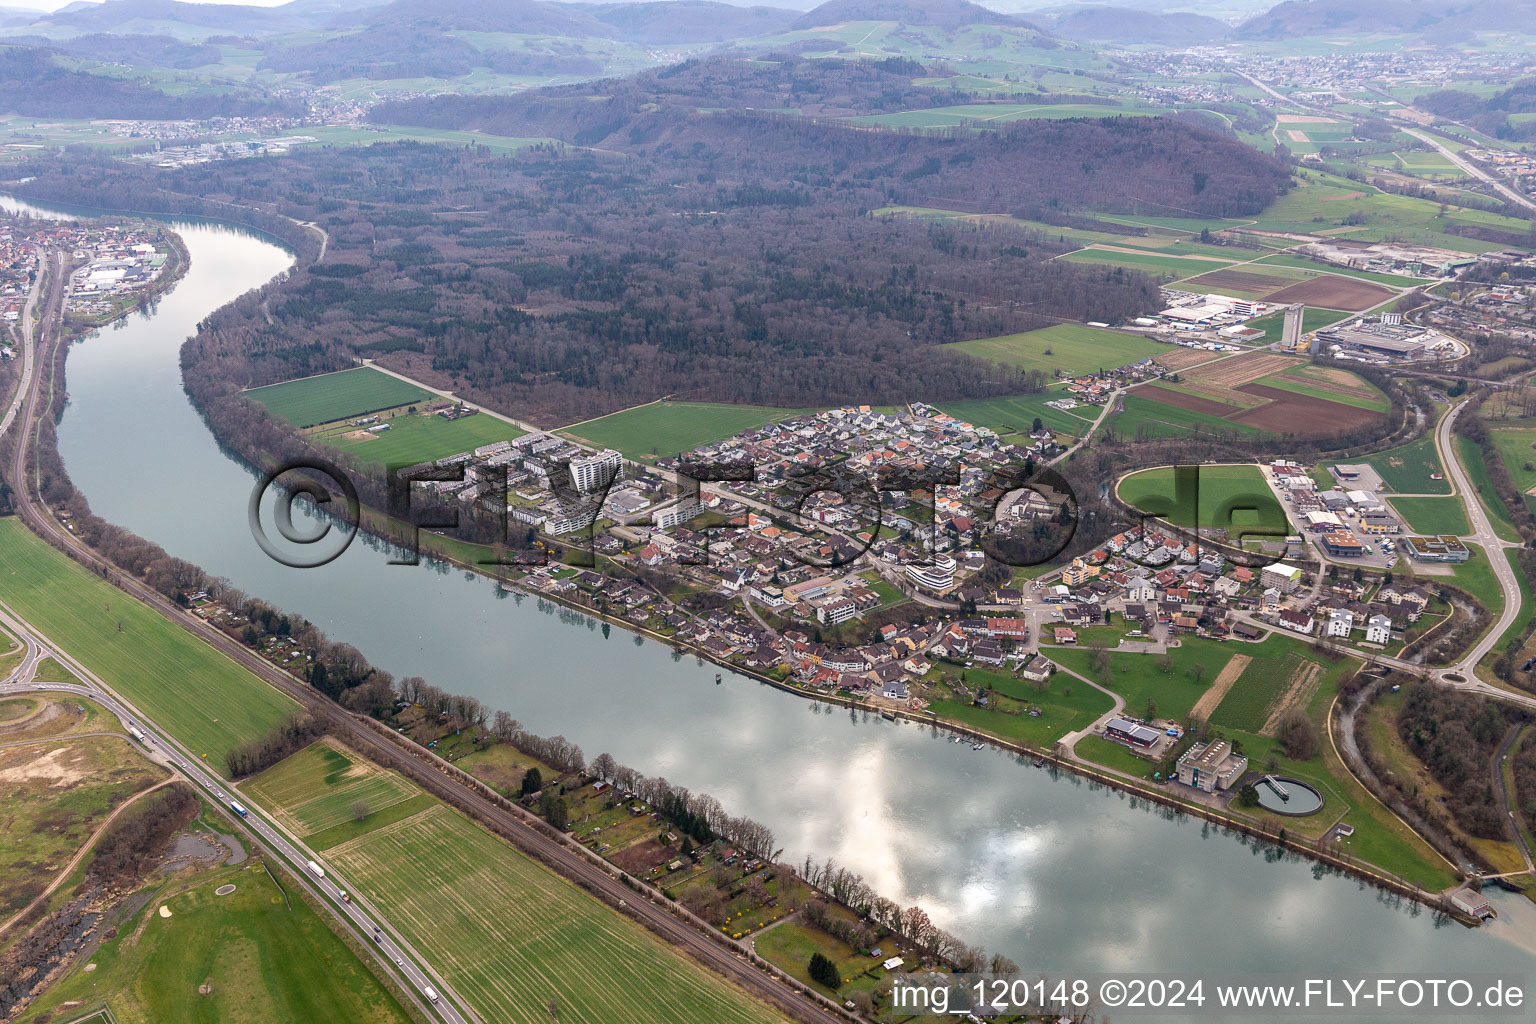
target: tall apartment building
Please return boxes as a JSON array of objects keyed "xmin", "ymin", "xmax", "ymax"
[{"xmin": 569, "ymin": 448, "xmax": 624, "ymax": 493}]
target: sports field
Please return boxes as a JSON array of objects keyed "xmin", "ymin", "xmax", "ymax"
[
  {"xmin": 950, "ymin": 323, "xmax": 1167, "ymax": 378},
  {"xmin": 561, "ymin": 401, "xmax": 813, "ymax": 462},
  {"xmin": 244, "ymin": 739, "xmax": 424, "ymax": 842},
  {"xmin": 1387, "ymin": 496, "xmax": 1470, "ymax": 536},
  {"xmin": 245, "ymin": 367, "xmax": 432, "ymax": 428},
  {"xmin": 326, "ymin": 803, "xmax": 781, "ymax": 1024},
  {"xmin": 1118, "ymin": 464, "xmax": 1287, "ymax": 536},
  {"xmin": 24, "ymin": 864, "xmax": 415, "ymax": 1024},
  {"xmin": 0, "ymin": 519, "xmax": 298, "ymax": 776},
  {"xmin": 317, "ymin": 410, "xmax": 524, "ymax": 467}
]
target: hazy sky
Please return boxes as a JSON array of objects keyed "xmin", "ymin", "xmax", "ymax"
[{"xmin": 8, "ymin": 0, "xmax": 297, "ymax": 10}]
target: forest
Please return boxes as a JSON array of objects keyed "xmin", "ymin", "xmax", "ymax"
[
  {"xmin": 1396, "ymin": 683, "xmax": 1519, "ymax": 841},
  {"xmin": 0, "ymin": 47, "xmax": 304, "ymax": 120},
  {"xmin": 12, "ymin": 57, "xmax": 1289, "ymax": 427}
]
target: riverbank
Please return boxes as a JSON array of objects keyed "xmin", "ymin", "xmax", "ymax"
[{"xmin": 22, "ymin": 207, "xmax": 1531, "ymax": 991}]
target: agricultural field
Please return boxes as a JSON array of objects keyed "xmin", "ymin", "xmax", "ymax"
[
  {"xmin": 1261, "ymin": 275, "xmax": 1397, "ymax": 312},
  {"xmin": 21, "ymin": 863, "xmax": 415, "ymax": 1024},
  {"xmin": 1057, "ymin": 246, "xmax": 1238, "ymax": 279},
  {"xmin": 1240, "ymin": 169, "xmax": 1533, "ymax": 255},
  {"xmin": 846, "ymin": 101, "xmax": 1154, "ymax": 129},
  {"xmin": 1362, "ymin": 150, "xmax": 1471, "ymax": 180},
  {"xmin": 949, "ymin": 323, "xmax": 1168, "ymax": 378},
  {"xmin": 325, "ymin": 803, "xmax": 782, "ymax": 1024},
  {"xmin": 1118, "ymin": 464, "xmax": 1287, "ymax": 536},
  {"xmin": 1360, "ymin": 432, "xmax": 1451, "ymax": 494},
  {"xmin": 562, "ymin": 401, "xmax": 813, "ymax": 463},
  {"xmin": 1107, "ymin": 392, "xmax": 1265, "ymax": 440},
  {"xmin": 1180, "ymin": 264, "xmax": 1309, "ymax": 300},
  {"xmin": 1207, "ymin": 643, "xmax": 1335, "ymax": 734},
  {"xmin": 243, "ymin": 739, "xmax": 428, "ymax": 848},
  {"xmin": 1486, "ymin": 422, "xmax": 1536, "ymax": 514},
  {"xmin": 0, "ymin": 519, "xmax": 298, "ymax": 776},
  {"xmin": 0, "ymin": 733, "xmax": 164, "ymax": 922},
  {"xmin": 1173, "ymin": 260, "xmax": 1406, "ymax": 308},
  {"xmin": 1258, "ymin": 363, "xmax": 1389, "ymax": 413},
  {"xmin": 316, "ymin": 409, "xmax": 524, "ymax": 468},
  {"xmin": 1244, "ymin": 305, "xmax": 1351, "ymax": 341},
  {"xmin": 244, "ymin": 367, "xmax": 431, "ymax": 429},
  {"xmin": 1127, "ymin": 352, "xmax": 1383, "ymax": 437},
  {"xmin": 1251, "ymin": 253, "xmax": 1433, "ymax": 288},
  {"xmin": 940, "ymin": 392, "xmax": 1097, "ymax": 441},
  {"xmin": 1387, "ymin": 496, "xmax": 1471, "ymax": 536}
]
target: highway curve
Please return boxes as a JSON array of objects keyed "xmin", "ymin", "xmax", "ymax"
[{"xmin": 3, "ymin": 249, "xmax": 848, "ymax": 1024}]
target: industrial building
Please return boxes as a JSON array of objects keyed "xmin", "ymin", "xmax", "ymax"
[
  {"xmin": 1402, "ymin": 535, "xmax": 1470, "ymax": 563},
  {"xmin": 1176, "ymin": 740, "xmax": 1249, "ymax": 793},
  {"xmin": 1104, "ymin": 717, "xmax": 1161, "ymax": 750}
]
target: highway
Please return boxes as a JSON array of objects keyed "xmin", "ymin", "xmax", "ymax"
[
  {"xmin": 1401, "ymin": 126, "xmax": 1536, "ymax": 217},
  {"xmin": 2, "ymin": 243, "xmax": 845, "ymax": 1024},
  {"xmin": 0, "ymin": 603, "xmax": 473, "ymax": 1024}
]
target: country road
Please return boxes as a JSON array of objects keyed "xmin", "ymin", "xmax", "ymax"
[{"xmin": 1435, "ymin": 399, "xmax": 1526, "ymax": 684}]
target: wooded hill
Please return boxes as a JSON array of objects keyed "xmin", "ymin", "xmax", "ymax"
[{"xmin": 14, "ymin": 58, "xmax": 1288, "ymax": 429}]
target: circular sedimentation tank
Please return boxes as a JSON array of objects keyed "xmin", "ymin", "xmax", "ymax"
[{"xmin": 1253, "ymin": 776, "xmax": 1324, "ymax": 816}]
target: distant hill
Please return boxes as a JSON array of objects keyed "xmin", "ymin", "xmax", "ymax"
[
  {"xmin": 5, "ymin": 31, "xmax": 222, "ymax": 67},
  {"xmin": 355, "ymin": 0, "xmax": 611, "ymax": 34},
  {"xmin": 1044, "ymin": 5, "xmax": 1229, "ymax": 43},
  {"xmin": 584, "ymin": 1, "xmax": 801, "ymax": 42},
  {"xmin": 0, "ymin": 45, "xmax": 304, "ymax": 117},
  {"xmin": 1235, "ymin": 0, "xmax": 1536, "ymax": 39},
  {"xmin": 23, "ymin": 0, "xmax": 326, "ymax": 35},
  {"xmin": 790, "ymin": 0, "xmax": 1033, "ymax": 31}
]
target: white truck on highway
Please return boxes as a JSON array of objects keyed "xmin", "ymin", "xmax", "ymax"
[
  {"xmin": 307, "ymin": 860, "xmax": 325, "ymax": 879},
  {"xmin": 127, "ymin": 724, "xmax": 146, "ymax": 743},
  {"xmin": 423, "ymin": 985, "xmax": 440, "ymax": 1004}
]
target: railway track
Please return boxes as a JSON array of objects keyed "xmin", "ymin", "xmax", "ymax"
[{"xmin": 3, "ymin": 249, "xmax": 849, "ymax": 1024}]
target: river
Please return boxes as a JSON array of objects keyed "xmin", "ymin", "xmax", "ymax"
[{"xmin": 8, "ymin": 196, "xmax": 1535, "ymax": 1017}]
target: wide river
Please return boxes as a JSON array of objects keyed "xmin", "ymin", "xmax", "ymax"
[{"xmin": 9, "ymin": 198, "xmax": 1535, "ymax": 1017}]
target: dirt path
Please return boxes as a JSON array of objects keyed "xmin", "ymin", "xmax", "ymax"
[
  {"xmin": 0, "ymin": 778, "xmax": 174, "ymax": 938},
  {"xmin": 1191, "ymin": 654, "xmax": 1251, "ymax": 721}
]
